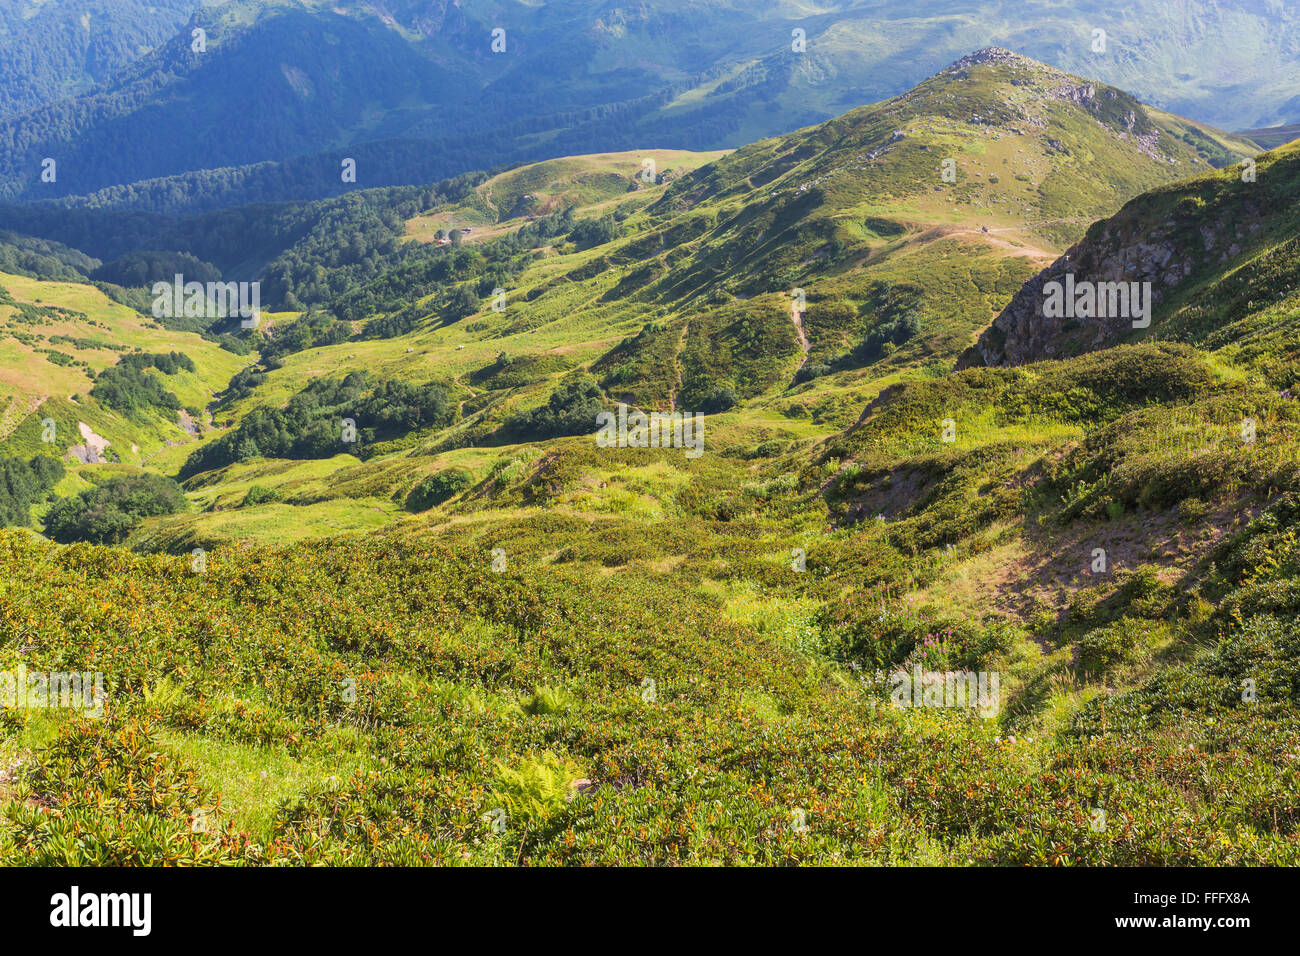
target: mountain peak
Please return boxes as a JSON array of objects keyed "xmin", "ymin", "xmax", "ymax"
[
  {"xmin": 947, "ymin": 47, "xmax": 1033, "ymax": 71},
  {"xmin": 938, "ymin": 47, "xmax": 1088, "ymax": 90}
]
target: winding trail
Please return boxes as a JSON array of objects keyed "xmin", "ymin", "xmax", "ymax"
[
  {"xmin": 791, "ymin": 303, "xmax": 810, "ymax": 371},
  {"xmin": 669, "ymin": 322, "xmax": 690, "ymax": 412},
  {"xmin": 454, "ymin": 374, "xmax": 480, "ymax": 417}
]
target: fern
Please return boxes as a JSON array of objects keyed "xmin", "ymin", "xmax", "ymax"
[{"xmin": 490, "ymin": 752, "xmax": 584, "ymax": 828}]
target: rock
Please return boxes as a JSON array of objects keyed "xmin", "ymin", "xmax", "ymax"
[{"xmin": 566, "ymin": 778, "xmax": 594, "ymax": 801}]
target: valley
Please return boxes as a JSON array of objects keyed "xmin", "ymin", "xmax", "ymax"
[{"xmin": 0, "ymin": 44, "xmax": 1298, "ymax": 868}]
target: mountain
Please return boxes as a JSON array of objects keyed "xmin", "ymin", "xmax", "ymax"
[
  {"xmin": 5, "ymin": 46, "xmax": 1300, "ymax": 869},
  {"xmin": 0, "ymin": 48, "xmax": 1259, "ymax": 321},
  {"xmin": 0, "ymin": 0, "xmax": 1291, "ymax": 213},
  {"xmin": 0, "ymin": 48, "xmax": 1255, "ymax": 546},
  {"xmin": 0, "ymin": 270, "xmax": 247, "ymax": 471},
  {"xmin": 0, "ymin": 49, "xmax": 1261, "ymax": 471},
  {"xmin": 0, "ymin": 0, "xmax": 203, "ymax": 120},
  {"xmin": 1236, "ymin": 123, "xmax": 1300, "ymax": 151},
  {"xmin": 960, "ymin": 139, "xmax": 1300, "ymax": 378}
]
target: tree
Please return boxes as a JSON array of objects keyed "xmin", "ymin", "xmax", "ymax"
[
  {"xmin": 0, "ymin": 454, "xmax": 65, "ymax": 528},
  {"xmin": 43, "ymin": 473, "xmax": 187, "ymax": 544},
  {"xmin": 701, "ymin": 387, "xmax": 738, "ymax": 413},
  {"xmin": 443, "ymin": 285, "xmax": 481, "ymax": 323},
  {"xmin": 500, "ymin": 379, "xmax": 606, "ymax": 441},
  {"xmin": 406, "ymin": 468, "xmax": 474, "ymax": 511}
]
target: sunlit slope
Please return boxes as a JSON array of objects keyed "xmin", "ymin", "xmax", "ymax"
[
  {"xmin": 142, "ymin": 52, "xmax": 1264, "ymax": 549},
  {"xmin": 404, "ymin": 150, "xmax": 733, "ymax": 244},
  {"xmin": 962, "ymin": 139, "xmax": 1300, "ymax": 377},
  {"xmin": 4, "ymin": 334, "xmax": 1300, "ymax": 864},
  {"xmin": 0, "ymin": 272, "xmax": 246, "ymax": 464}
]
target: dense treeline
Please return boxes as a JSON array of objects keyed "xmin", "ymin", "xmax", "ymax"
[
  {"xmin": 496, "ymin": 379, "xmax": 607, "ymax": 443},
  {"xmin": 216, "ymin": 366, "xmax": 267, "ymax": 408},
  {"xmin": 0, "ymin": 166, "xmax": 634, "ymax": 372},
  {"xmin": 0, "ymin": 454, "xmax": 65, "ymax": 528},
  {"xmin": 338, "ymin": 207, "xmax": 617, "ymax": 333},
  {"xmin": 337, "ymin": 247, "xmax": 485, "ymax": 325},
  {"xmin": 259, "ymin": 310, "xmax": 352, "ymax": 363},
  {"xmin": 180, "ymin": 372, "xmax": 456, "ymax": 477},
  {"xmin": 0, "ymin": 230, "xmax": 98, "ymax": 282},
  {"xmin": 0, "ymin": 176, "xmax": 484, "ymax": 312},
  {"xmin": 567, "ymin": 216, "xmax": 620, "ymax": 251},
  {"xmin": 90, "ymin": 352, "xmax": 195, "ymax": 417},
  {"xmin": 0, "ymin": 0, "xmax": 198, "ymax": 120},
  {"xmin": 0, "ymin": 195, "xmax": 411, "ymax": 288},
  {"xmin": 0, "ymin": 170, "xmax": 623, "ymax": 332},
  {"xmin": 261, "ymin": 172, "xmax": 486, "ymax": 310},
  {"xmin": 52, "ymin": 140, "xmax": 503, "ymax": 216},
  {"xmin": 92, "ymin": 251, "xmax": 222, "ymax": 288},
  {"xmin": 42, "ymin": 473, "xmax": 187, "ymax": 544}
]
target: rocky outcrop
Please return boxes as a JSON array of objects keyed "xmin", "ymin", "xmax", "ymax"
[
  {"xmin": 959, "ymin": 189, "xmax": 1269, "ymax": 369},
  {"xmin": 67, "ymin": 421, "xmax": 111, "ymax": 465}
]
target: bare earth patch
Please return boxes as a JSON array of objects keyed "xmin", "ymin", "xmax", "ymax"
[{"xmin": 914, "ymin": 497, "xmax": 1264, "ymax": 622}]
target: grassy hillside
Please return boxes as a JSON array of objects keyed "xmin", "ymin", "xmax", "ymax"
[
  {"xmin": 134, "ymin": 50, "xmax": 1256, "ymax": 551},
  {"xmin": 0, "ymin": 270, "xmax": 246, "ymax": 536},
  {"xmin": 403, "ymin": 150, "xmax": 732, "ymax": 244},
  {"xmin": 3, "ymin": 336, "xmax": 1300, "ymax": 864},
  {"xmin": 2, "ymin": 50, "xmax": 1298, "ymax": 867},
  {"xmin": 0, "ymin": 50, "xmax": 1224, "ymax": 562},
  {"xmin": 963, "ymin": 139, "xmax": 1300, "ymax": 375}
]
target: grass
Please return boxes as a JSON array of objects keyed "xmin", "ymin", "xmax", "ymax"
[
  {"xmin": 159, "ymin": 729, "xmax": 368, "ymax": 843},
  {"xmin": 0, "ymin": 271, "xmax": 244, "ymax": 463},
  {"xmin": 1, "ymin": 52, "xmax": 1296, "ymax": 866}
]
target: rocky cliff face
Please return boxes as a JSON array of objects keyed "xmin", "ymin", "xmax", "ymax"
[{"xmin": 958, "ymin": 171, "xmax": 1276, "ymax": 369}]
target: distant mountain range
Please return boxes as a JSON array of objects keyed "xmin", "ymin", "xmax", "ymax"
[
  {"xmin": 1238, "ymin": 124, "xmax": 1300, "ymax": 151},
  {"xmin": 0, "ymin": 0, "xmax": 203, "ymax": 120},
  {"xmin": 0, "ymin": 47, "xmax": 1263, "ymax": 476},
  {"xmin": 0, "ymin": 0, "xmax": 1296, "ymax": 214}
]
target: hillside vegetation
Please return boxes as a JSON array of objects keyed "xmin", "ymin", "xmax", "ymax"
[{"xmin": 1, "ymin": 50, "xmax": 1298, "ymax": 866}]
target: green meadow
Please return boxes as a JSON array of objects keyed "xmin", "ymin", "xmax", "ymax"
[{"xmin": 1, "ymin": 51, "xmax": 1297, "ymax": 866}]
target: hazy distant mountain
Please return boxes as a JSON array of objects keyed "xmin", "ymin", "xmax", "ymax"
[
  {"xmin": 0, "ymin": 0, "xmax": 204, "ymax": 119},
  {"xmin": 0, "ymin": 0, "xmax": 1294, "ymax": 212}
]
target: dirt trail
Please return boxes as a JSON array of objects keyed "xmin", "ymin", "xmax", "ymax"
[
  {"xmin": 791, "ymin": 304, "xmax": 810, "ymax": 371},
  {"xmin": 479, "ymin": 184, "xmax": 501, "ymax": 219},
  {"xmin": 669, "ymin": 322, "xmax": 690, "ymax": 411},
  {"xmin": 909, "ymin": 218, "xmax": 1094, "ymax": 261},
  {"xmin": 0, "ymin": 394, "xmax": 47, "ymax": 442},
  {"xmin": 454, "ymin": 375, "xmax": 480, "ymax": 417}
]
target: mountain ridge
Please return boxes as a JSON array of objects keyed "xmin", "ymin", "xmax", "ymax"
[
  {"xmin": 0, "ymin": 1, "xmax": 1291, "ymax": 213},
  {"xmin": 960, "ymin": 139, "xmax": 1300, "ymax": 374}
]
